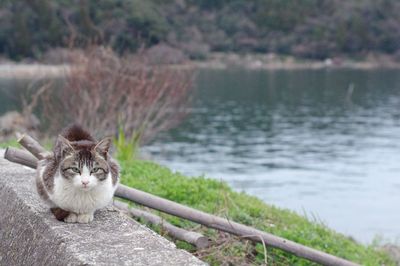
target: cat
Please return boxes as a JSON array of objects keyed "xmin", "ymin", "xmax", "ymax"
[{"xmin": 36, "ymin": 124, "xmax": 120, "ymax": 223}]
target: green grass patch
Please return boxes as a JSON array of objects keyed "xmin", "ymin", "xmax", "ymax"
[
  {"xmin": 0, "ymin": 136, "xmax": 393, "ymax": 265},
  {"xmin": 118, "ymin": 158, "xmax": 394, "ymax": 265},
  {"xmin": 0, "ymin": 139, "xmax": 20, "ymax": 148},
  {"xmin": 0, "ymin": 138, "xmax": 53, "ymax": 150}
]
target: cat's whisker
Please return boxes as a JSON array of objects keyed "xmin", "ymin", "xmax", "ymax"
[{"xmin": 36, "ymin": 124, "xmax": 120, "ymax": 223}]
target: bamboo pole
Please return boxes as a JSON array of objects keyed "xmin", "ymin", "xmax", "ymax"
[
  {"xmin": 113, "ymin": 200, "xmax": 209, "ymax": 249},
  {"xmin": 4, "ymin": 142, "xmax": 360, "ymax": 266}
]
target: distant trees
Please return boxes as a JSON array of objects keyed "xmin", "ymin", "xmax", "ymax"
[
  {"xmin": 0, "ymin": 0, "xmax": 167, "ymax": 59},
  {"xmin": 2, "ymin": 0, "xmax": 400, "ymax": 60},
  {"xmin": 0, "ymin": 1, "xmax": 64, "ymax": 59}
]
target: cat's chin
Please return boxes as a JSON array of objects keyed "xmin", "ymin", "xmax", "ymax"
[{"xmin": 77, "ymin": 186, "xmax": 94, "ymax": 192}]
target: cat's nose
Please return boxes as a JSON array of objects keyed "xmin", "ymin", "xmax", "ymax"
[{"xmin": 81, "ymin": 180, "xmax": 89, "ymax": 186}]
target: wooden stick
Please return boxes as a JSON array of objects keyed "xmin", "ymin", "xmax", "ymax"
[
  {"xmin": 113, "ymin": 200, "xmax": 210, "ymax": 249},
  {"xmin": 4, "ymin": 147, "xmax": 38, "ymax": 169},
  {"xmin": 4, "ymin": 142, "xmax": 360, "ymax": 266},
  {"xmin": 115, "ymin": 184, "xmax": 359, "ymax": 266},
  {"xmin": 17, "ymin": 134, "xmax": 51, "ymax": 159}
]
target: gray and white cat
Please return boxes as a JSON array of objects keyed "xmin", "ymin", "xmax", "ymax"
[{"xmin": 36, "ymin": 124, "xmax": 120, "ymax": 223}]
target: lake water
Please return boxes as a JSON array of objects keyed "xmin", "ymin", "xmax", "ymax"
[
  {"xmin": 1, "ymin": 69, "xmax": 399, "ymax": 244},
  {"xmin": 142, "ymin": 68, "xmax": 400, "ymax": 244}
]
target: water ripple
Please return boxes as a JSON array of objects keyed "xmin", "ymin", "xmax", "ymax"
[{"xmin": 143, "ymin": 69, "xmax": 400, "ymax": 243}]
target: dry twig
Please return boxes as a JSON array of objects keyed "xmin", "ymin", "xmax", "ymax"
[{"xmin": 39, "ymin": 47, "xmax": 194, "ymax": 143}]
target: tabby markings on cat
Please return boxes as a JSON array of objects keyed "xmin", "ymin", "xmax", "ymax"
[{"xmin": 36, "ymin": 124, "xmax": 120, "ymax": 223}]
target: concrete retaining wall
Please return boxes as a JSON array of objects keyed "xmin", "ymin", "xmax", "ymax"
[{"xmin": 0, "ymin": 150, "xmax": 206, "ymax": 266}]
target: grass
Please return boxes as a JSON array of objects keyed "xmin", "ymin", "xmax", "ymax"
[
  {"xmin": 117, "ymin": 156, "xmax": 394, "ymax": 265},
  {"xmin": 0, "ymin": 138, "xmax": 53, "ymax": 150},
  {"xmin": 1, "ymin": 138, "xmax": 394, "ymax": 265},
  {"xmin": 0, "ymin": 139, "xmax": 19, "ymax": 148}
]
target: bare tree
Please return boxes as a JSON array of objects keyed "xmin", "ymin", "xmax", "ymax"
[{"xmin": 40, "ymin": 47, "xmax": 194, "ymax": 143}]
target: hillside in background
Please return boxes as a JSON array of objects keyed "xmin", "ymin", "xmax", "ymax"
[{"xmin": 1, "ymin": 0, "xmax": 400, "ymax": 61}]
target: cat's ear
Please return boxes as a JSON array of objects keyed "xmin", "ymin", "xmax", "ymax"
[
  {"xmin": 94, "ymin": 137, "xmax": 112, "ymax": 157},
  {"xmin": 57, "ymin": 135, "xmax": 74, "ymax": 157}
]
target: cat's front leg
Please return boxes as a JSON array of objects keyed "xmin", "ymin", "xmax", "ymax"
[
  {"xmin": 64, "ymin": 212, "xmax": 78, "ymax": 223},
  {"xmin": 77, "ymin": 212, "xmax": 94, "ymax": 223}
]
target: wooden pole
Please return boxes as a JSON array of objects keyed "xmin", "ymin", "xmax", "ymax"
[
  {"xmin": 113, "ymin": 200, "xmax": 210, "ymax": 249},
  {"xmin": 4, "ymin": 147, "xmax": 38, "ymax": 169},
  {"xmin": 115, "ymin": 184, "xmax": 359, "ymax": 266},
  {"xmin": 17, "ymin": 134, "xmax": 51, "ymax": 159},
  {"xmin": 4, "ymin": 143, "xmax": 360, "ymax": 266}
]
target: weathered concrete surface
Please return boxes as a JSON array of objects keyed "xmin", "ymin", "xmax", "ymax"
[{"xmin": 0, "ymin": 150, "xmax": 206, "ymax": 266}]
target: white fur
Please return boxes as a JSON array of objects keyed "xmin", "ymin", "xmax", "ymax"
[
  {"xmin": 49, "ymin": 166, "xmax": 117, "ymax": 223},
  {"xmin": 38, "ymin": 162, "xmax": 46, "ymax": 179}
]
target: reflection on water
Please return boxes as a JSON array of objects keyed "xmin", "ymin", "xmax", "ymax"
[{"xmin": 143, "ymin": 69, "xmax": 400, "ymax": 243}]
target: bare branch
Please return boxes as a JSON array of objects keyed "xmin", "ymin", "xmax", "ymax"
[{"xmin": 39, "ymin": 47, "xmax": 194, "ymax": 143}]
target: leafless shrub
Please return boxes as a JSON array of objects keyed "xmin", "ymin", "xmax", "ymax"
[
  {"xmin": 39, "ymin": 48, "xmax": 88, "ymax": 65},
  {"xmin": 40, "ymin": 47, "xmax": 194, "ymax": 143},
  {"xmin": 0, "ymin": 79, "xmax": 51, "ymax": 141},
  {"xmin": 143, "ymin": 44, "xmax": 187, "ymax": 65}
]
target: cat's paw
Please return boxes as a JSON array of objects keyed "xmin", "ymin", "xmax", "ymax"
[
  {"xmin": 77, "ymin": 213, "xmax": 94, "ymax": 223},
  {"xmin": 64, "ymin": 212, "xmax": 78, "ymax": 223}
]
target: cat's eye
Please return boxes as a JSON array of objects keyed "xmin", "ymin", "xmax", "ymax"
[
  {"xmin": 91, "ymin": 167, "xmax": 103, "ymax": 174},
  {"xmin": 70, "ymin": 167, "xmax": 80, "ymax": 173}
]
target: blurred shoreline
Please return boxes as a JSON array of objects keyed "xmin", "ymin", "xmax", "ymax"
[
  {"xmin": 189, "ymin": 52, "xmax": 400, "ymax": 70},
  {"xmin": 2, "ymin": 52, "xmax": 400, "ymax": 79},
  {"xmin": 0, "ymin": 64, "xmax": 70, "ymax": 79}
]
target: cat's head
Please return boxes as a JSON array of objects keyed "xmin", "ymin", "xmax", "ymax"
[{"xmin": 56, "ymin": 135, "xmax": 112, "ymax": 191}]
